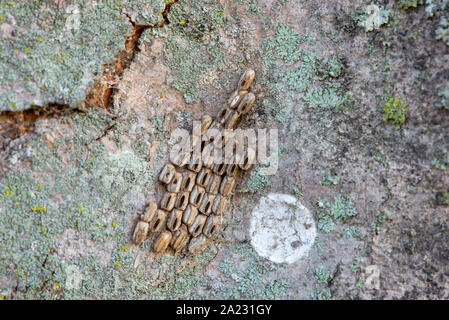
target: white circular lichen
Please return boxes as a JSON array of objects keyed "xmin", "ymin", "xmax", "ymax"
[{"xmin": 249, "ymin": 193, "xmax": 317, "ymax": 264}]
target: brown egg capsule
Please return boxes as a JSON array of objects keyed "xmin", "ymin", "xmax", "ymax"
[
  {"xmin": 189, "ymin": 185, "xmax": 205, "ymax": 207},
  {"xmin": 141, "ymin": 201, "xmax": 158, "ymax": 223},
  {"xmin": 198, "ymin": 193, "xmax": 215, "ymax": 216},
  {"xmin": 212, "ymin": 194, "xmax": 229, "ymax": 216},
  {"xmin": 206, "ymin": 174, "xmax": 221, "ymax": 195},
  {"xmin": 149, "ymin": 209, "xmax": 167, "ymax": 233},
  {"xmin": 170, "ymin": 224, "xmax": 189, "ymax": 252},
  {"xmin": 153, "ymin": 230, "xmax": 173, "ymax": 253},
  {"xmin": 212, "ymin": 161, "xmax": 227, "ymax": 176},
  {"xmin": 196, "ymin": 167, "xmax": 212, "ymax": 188},
  {"xmin": 221, "ymin": 129, "xmax": 235, "ymax": 149},
  {"xmin": 200, "ymin": 115, "xmax": 213, "ymax": 136},
  {"xmin": 188, "ymin": 153, "xmax": 202, "ymax": 173},
  {"xmin": 170, "ymin": 150, "xmax": 190, "ymax": 168},
  {"xmin": 227, "ymin": 90, "xmax": 248, "ymax": 109},
  {"xmin": 238, "ymin": 69, "xmax": 255, "ymax": 91},
  {"xmin": 133, "ymin": 221, "xmax": 149, "ymax": 245},
  {"xmin": 226, "ymin": 161, "xmax": 240, "ymax": 177},
  {"xmin": 175, "ymin": 191, "xmax": 190, "ymax": 211},
  {"xmin": 167, "ymin": 209, "xmax": 183, "ymax": 232},
  {"xmin": 183, "ymin": 204, "xmax": 198, "ymax": 226},
  {"xmin": 182, "ymin": 170, "xmax": 197, "ymax": 192},
  {"xmin": 160, "ymin": 192, "xmax": 177, "ymax": 211},
  {"xmin": 236, "ymin": 92, "xmax": 255, "ymax": 116},
  {"xmin": 239, "ymin": 147, "xmax": 256, "ymax": 171},
  {"xmin": 167, "ymin": 172, "xmax": 183, "ymax": 193},
  {"xmin": 220, "ymin": 176, "xmax": 236, "ymax": 197},
  {"xmin": 188, "ymin": 235, "xmax": 209, "ymax": 255},
  {"xmin": 216, "ymin": 106, "xmax": 233, "ymax": 126},
  {"xmin": 159, "ymin": 164, "xmax": 176, "ymax": 184},
  {"xmin": 224, "ymin": 111, "xmax": 240, "ymax": 129},
  {"xmin": 188, "ymin": 214, "xmax": 207, "ymax": 237},
  {"xmin": 207, "ymin": 121, "xmax": 223, "ymax": 141},
  {"xmin": 203, "ymin": 215, "xmax": 222, "ymax": 238},
  {"xmin": 201, "ymin": 143, "xmax": 215, "ymax": 169}
]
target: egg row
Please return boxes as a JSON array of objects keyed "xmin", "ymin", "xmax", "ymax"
[{"xmin": 132, "ymin": 69, "xmax": 257, "ymax": 255}]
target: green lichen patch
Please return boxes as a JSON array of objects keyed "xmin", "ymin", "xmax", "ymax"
[
  {"xmin": 314, "ymin": 264, "xmax": 333, "ymax": 284},
  {"xmin": 316, "ymin": 214, "xmax": 335, "ymax": 233},
  {"xmin": 358, "ymin": 3, "xmax": 390, "ymax": 32},
  {"xmin": 283, "ymin": 55, "xmax": 317, "ymax": 93},
  {"xmin": 350, "ymin": 258, "xmax": 361, "ymax": 273},
  {"xmin": 261, "ymin": 23, "xmax": 308, "ymax": 66},
  {"xmin": 328, "ymin": 195, "xmax": 358, "ymax": 221},
  {"xmin": 370, "ymin": 212, "xmax": 387, "ymax": 234},
  {"xmin": 303, "ymin": 83, "xmax": 348, "ymax": 110},
  {"xmin": 258, "ymin": 24, "xmax": 309, "ymax": 123},
  {"xmin": 147, "ymin": 247, "xmax": 220, "ymax": 299},
  {"xmin": 423, "ymin": 1, "xmax": 449, "ymax": 47},
  {"xmin": 121, "ymin": 0, "xmax": 165, "ymax": 25},
  {"xmin": 425, "ymin": 0, "xmax": 449, "ymax": 17},
  {"xmin": 435, "ymin": 83, "xmax": 449, "ymax": 109},
  {"xmin": 315, "ymin": 195, "xmax": 358, "ymax": 233},
  {"xmin": 398, "ymin": 0, "xmax": 425, "ymax": 10},
  {"xmin": 431, "ymin": 144, "xmax": 449, "ymax": 170},
  {"xmin": 320, "ymin": 171, "xmax": 340, "ymax": 186},
  {"xmin": 259, "ymin": 23, "xmax": 349, "ymax": 124},
  {"xmin": 435, "ymin": 190, "xmax": 449, "ymax": 206},
  {"xmin": 217, "ymin": 243, "xmax": 290, "ymax": 299},
  {"xmin": 308, "ymin": 264, "xmax": 333, "ymax": 300},
  {"xmin": 341, "ymin": 226, "xmax": 362, "ymax": 240},
  {"xmin": 146, "ymin": 0, "xmax": 230, "ymax": 104},
  {"xmin": 309, "ymin": 288, "xmax": 332, "ymax": 300},
  {"xmin": 244, "ymin": 166, "xmax": 270, "ymax": 193},
  {"xmin": 381, "ymin": 97, "xmax": 408, "ymax": 130},
  {"xmin": 436, "ymin": 17, "xmax": 449, "ymax": 45}
]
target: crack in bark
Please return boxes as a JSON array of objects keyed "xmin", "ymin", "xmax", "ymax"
[
  {"xmin": 0, "ymin": 1, "xmax": 179, "ymax": 148},
  {"xmin": 84, "ymin": 0, "xmax": 179, "ymax": 110},
  {"xmin": 37, "ymin": 249, "xmax": 56, "ymax": 294},
  {"xmin": 0, "ymin": 103, "xmax": 86, "ymax": 155},
  {"xmin": 92, "ymin": 119, "xmax": 117, "ymax": 143}
]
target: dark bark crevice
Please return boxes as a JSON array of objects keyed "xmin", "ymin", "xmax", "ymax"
[{"xmin": 84, "ymin": 0, "xmax": 179, "ymax": 110}]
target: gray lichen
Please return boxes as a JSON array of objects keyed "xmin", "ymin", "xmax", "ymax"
[
  {"xmin": 0, "ymin": 0, "xmax": 166, "ymax": 111},
  {"xmin": 358, "ymin": 3, "xmax": 390, "ymax": 32},
  {"xmin": 146, "ymin": 0, "xmax": 230, "ymax": 104}
]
